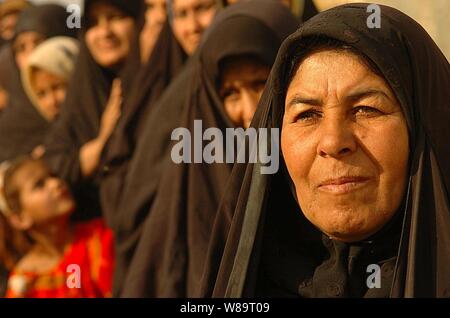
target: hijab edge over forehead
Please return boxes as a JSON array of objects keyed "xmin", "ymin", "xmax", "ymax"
[{"xmin": 14, "ymin": 4, "xmax": 77, "ymax": 41}]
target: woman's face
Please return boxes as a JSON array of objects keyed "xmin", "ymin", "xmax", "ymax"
[
  {"xmin": 31, "ymin": 68, "xmax": 67, "ymax": 121},
  {"xmin": 140, "ymin": 0, "xmax": 167, "ymax": 63},
  {"xmin": 171, "ymin": 0, "xmax": 217, "ymax": 55},
  {"xmin": 85, "ymin": 1, "xmax": 135, "ymax": 68},
  {"xmin": 219, "ymin": 57, "xmax": 270, "ymax": 128},
  {"xmin": 145, "ymin": 0, "xmax": 166, "ymax": 30},
  {"xmin": 282, "ymin": 49, "xmax": 409, "ymax": 242},
  {"xmin": 0, "ymin": 12, "xmax": 20, "ymax": 41},
  {"xmin": 13, "ymin": 31, "xmax": 45, "ymax": 69},
  {"xmin": 13, "ymin": 161, "xmax": 75, "ymax": 228}
]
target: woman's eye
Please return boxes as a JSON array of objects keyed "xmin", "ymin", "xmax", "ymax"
[
  {"xmin": 36, "ymin": 90, "xmax": 46, "ymax": 99},
  {"xmin": 224, "ymin": 94, "xmax": 240, "ymax": 104},
  {"xmin": 251, "ymin": 80, "xmax": 267, "ymax": 92},
  {"xmin": 33, "ymin": 178, "xmax": 45, "ymax": 190},
  {"xmin": 197, "ymin": 2, "xmax": 215, "ymax": 12},
  {"xmin": 105, "ymin": 12, "xmax": 126, "ymax": 21},
  {"xmin": 295, "ymin": 110, "xmax": 322, "ymax": 123},
  {"xmin": 174, "ymin": 9, "xmax": 187, "ymax": 19},
  {"xmin": 221, "ymin": 88, "xmax": 239, "ymax": 100},
  {"xmin": 353, "ymin": 106, "xmax": 383, "ymax": 117}
]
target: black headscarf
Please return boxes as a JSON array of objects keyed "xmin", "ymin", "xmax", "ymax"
[
  {"xmin": 43, "ymin": 0, "xmax": 140, "ymax": 220},
  {"xmin": 120, "ymin": 0, "xmax": 299, "ymax": 298},
  {"xmin": 0, "ymin": 4, "xmax": 76, "ymax": 163},
  {"xmin": 13, "ymin": 4, "xmax": 76, "ymax": 40},
  {"xmin": 200, "ymin": 4, "xmax": 450, "ymax": 298},
  {"xmin": 99, "ymin": 20, "xmax": 187, "ymax": 231}
]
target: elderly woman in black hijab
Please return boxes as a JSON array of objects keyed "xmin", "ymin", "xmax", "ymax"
[
  {"xmin": 0, "ymin": 4, "xmax": 76, "ymax": 163},
  {"xmin": 200, "ymin": 4, "xmax": 450, "ymax": 298},
  {"xmin": 120, "ymin": 0, "xmax": 299, "ymax": 298},
  {"xmin": 43, "ymin": 0, "xmax": 141, "ymax": 220}
]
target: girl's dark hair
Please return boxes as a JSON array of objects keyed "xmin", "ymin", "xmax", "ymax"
[
  {"xmin": 3, "ymin": 156, "xmax": 35, "ymax": 214},
  {"xmin": 0, "ymin": 156, "xmax": 35, "ymax": 271}
]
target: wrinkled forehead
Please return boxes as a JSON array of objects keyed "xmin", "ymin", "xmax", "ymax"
[{"xmin": 286, "ymin": 48, "xmax": 397, "ymax": 101}]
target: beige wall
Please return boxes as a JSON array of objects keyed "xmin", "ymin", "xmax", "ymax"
[{"xmin": 313, "ymin": 0, "xmax": 450, "ymax": 61}]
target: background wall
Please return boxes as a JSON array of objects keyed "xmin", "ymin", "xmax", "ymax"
[
  {"xmin": 28, "ymin": 0, "xmax": 450, "ymax": 60},
  {"xmin": 313, "ymin": 0, "xmax": 450, "ymax": 61}
]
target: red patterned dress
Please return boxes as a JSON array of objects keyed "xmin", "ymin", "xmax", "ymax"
[{"xmin": 5, "ymin": 219, "xmax": 114, "ymax": 298}]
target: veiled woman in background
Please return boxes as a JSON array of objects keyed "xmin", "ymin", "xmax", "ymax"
[
  {"xmin": 120, "ymin": 0, "xmax": 300, "ymax": 298},
  {"xmin": 43, "ymin": 0, "xmax": 141, "ymax": 221},
  {"xmin": 99, "ymin": 0, "xmax": 220, "ymax": 294},
  {"xmin": 201, "ymin": 4, "xmax": 450, "ymax": 297},
  {"xmin": 99, "ymin": 0, "xmax": 188, "ymax": 231},
  {"xmin": 0, "ymin": 4, "xmax": 76, "ymax": 162}
]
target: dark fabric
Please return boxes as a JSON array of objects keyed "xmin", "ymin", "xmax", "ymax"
[
  {"xmin": 0, "ymin": 4, "xmax": 76, "ymax": 163},
  {"xmin": 0, "ymin": 47, "xmax": 49, "ymax": 161},
  {"xmin": 301, "ymin": 0, "xmax": 318, "ymax": 21},
  {"xmin": 0, "ymin": 264, "xmax": 7, "ymax": 297},
  {"xmin": 83, "ymin": 0, "xmax": 142, "ymax": 24},
  {"xmin": 255, "ymin": 171, "xmax": 402, "ymax": 297},
  {"xmin": 200, "ymin": 4, "xmax": 450, "ymax": 298},
  {"xmin": 109, "ymin": 61, "xmax": 196, "ymax": 296},
  {"xmin": 0, "ymin": 45, "xmax": 16, "ymax": 96},
  {"xmin": 43, "ymin": 1, "xmax": 140, "ymax": 221},
  {"xmin": 13, "ymin": 4, "xmax": 76, "ymax": 41},
  {"xmin": 99, "ymin": 21, "xmax": 187, "ymax": 232},
  {"xmin": 120, "ymin": 0, "xmax": 299, "ymax": 298}
]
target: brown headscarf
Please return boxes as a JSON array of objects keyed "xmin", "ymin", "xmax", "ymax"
[
  {"xmin": 200, "ymin": 4, "xmax": 450, "ymax": 298},
  {"xmin": 120, "ymin": 0, "xmax": 300, "ymax": 298}
]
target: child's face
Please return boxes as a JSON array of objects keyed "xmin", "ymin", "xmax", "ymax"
[
  {"xmin": 14, "ymin": 161, "xmax": 75, "ymax": 227},
  {"xmin": 31, "ymin": 69, "xmax": 67, "ymax": 121}
]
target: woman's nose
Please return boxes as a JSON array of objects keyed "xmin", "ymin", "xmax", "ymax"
[
  {"xmin": 316, "ymin": 116, "xmax": 357, "ymax": 158},
  {"xmin": 185, "ymin": 11, "xmax": 202, "ymax": 34},
  {"xmin": 47, "ymin": 177, "xmax": 62, "ymax": 190},
  {"xmin": 154, "ymin": 8, "xmax": 166, "ymax": 24},
  {"xmin": 240, "ymin": 90, "xmax": 259, "ymax": 128},
  {"xmin": 96, "ymin": 16, "xmax": 112, "ymax": 34}
]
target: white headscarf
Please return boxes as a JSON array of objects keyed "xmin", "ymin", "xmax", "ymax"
[{"xmin": 21, "ymin": 36, "xmax": 79, "ymax": 121}]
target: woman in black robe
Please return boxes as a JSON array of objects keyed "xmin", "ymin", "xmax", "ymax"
[
  {"xmin": 200, "ymin": 3, "xmax": 450, "ymax": 297},
  {"xmin": 120, "ymin": 0, "xmax": 300, "ymax": 297},
  {"xmin": 0, "ymin": 4, "xmax": 76, "ymax": 163},
  {"xmin": 100, "ymin": 0, "xmax": 222, "ymax": 294},
  {"xmin": 99, "ymin": 6, "xmax": 187, "ymax": 232},
  {"xmin": 43, "ymin": 0, "xmax": 141, "ymax": 221}
]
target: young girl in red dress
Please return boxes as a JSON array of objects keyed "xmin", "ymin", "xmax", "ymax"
[{"xmin": 0, "ymin": 156, "xmax": 114, "ymax": 297}]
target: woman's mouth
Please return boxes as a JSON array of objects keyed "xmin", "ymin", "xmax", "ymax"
[{"xmin": 318, "ymin": 176, "xmax": 371, "ymax": 194}]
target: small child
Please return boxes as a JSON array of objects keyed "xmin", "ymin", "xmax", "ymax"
[{"xmin": 0, "ymin": 156, "xmax": 114, "ymax": 297}]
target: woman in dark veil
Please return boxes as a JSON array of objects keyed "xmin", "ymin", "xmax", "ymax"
[
  {"xmin": 201, "ymin": 4, "xmax": 450, "ymax": 297},
  {"xmin": 120, "ymin": 0, "xmax": 299, "ymax": 298},
  {"xmin": 0, "ymin": 4, "xmax": 76, "ymax": 163},
  {"xmin": 101, "ymin": 0, "xmax": 221, "ymax": 295},
  {"xmin": 43, "ymin": 0, "xmax": 141, "ymax": 221},
  {"xmin": 99, "ymin": 1, "xmax": 187, "ymax": 231}
]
